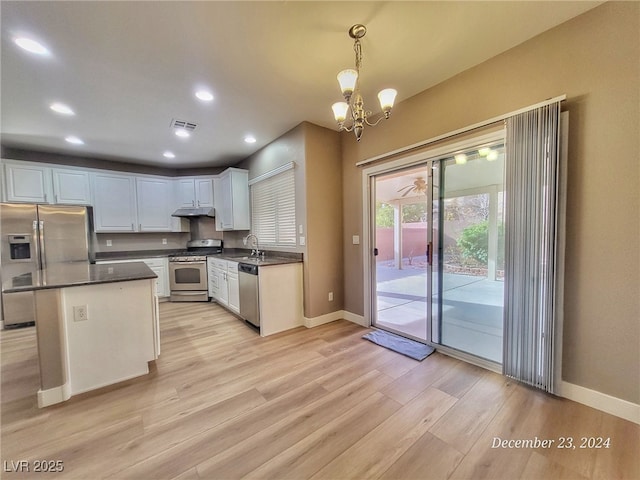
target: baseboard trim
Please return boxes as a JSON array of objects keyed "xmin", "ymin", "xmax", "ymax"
[
  {"xmin": 559, "ymin": 381, "xmax": 640, "ymax": 425},
  {"xmin": 303, "ymin": 310, "xmax": 368, "ymax": 329},
  {"xmin": 38, "ymin": 383, "xmax": 71, "ymax": 408},
  {"xmin": 341, "ymin": 310, "xmax": 367, "ymax": 327}
]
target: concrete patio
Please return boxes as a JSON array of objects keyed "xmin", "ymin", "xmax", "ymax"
[{"xmin": 376, "ymin": 259, "xmax": 504, "ymax": 363}]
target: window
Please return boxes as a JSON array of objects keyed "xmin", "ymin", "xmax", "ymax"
[{"xmin": 250, "ymin": 165, "xmax": 296, "ymax": 247}]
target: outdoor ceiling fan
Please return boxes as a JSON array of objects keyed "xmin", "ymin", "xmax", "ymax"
[{"xmin": 397, "ymin": 177, "xmax": 427, "ymax": 197}]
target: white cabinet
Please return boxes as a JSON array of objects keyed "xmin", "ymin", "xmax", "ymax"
[
  {"xmin": 3, "ymin": 161, "xmax": 91, "ymax": 205},
  {"xmin": 4, "ymin": 162, "xmax": 50, "ymax": 203},
  {"xmin": 208, "ymin": 258, "xmax": 239, "ymax": 312},
  {"xmin": 214, "ymin": 168, "xmax": 249, "ymax": 231},
  {"xmin": 227, "ymin": 261, "xmax": 239, "ymax": 314},
  {"xmin": 52, "ymin": 169, "xmax": 91, "ymax": 205},
  {"xmin": 136, "ymin": 177, "xmax": 172, "ymax": 231},
  {"xmin": 96, "ymin": 258, "xmax": 169, "ymax": 298},
  {"xmin": 91, "ymin": 172, "xmax": 138, "ymax": 232},
  {"xmin": 207, "ymin": 257, "xmax": 219, "ymax": 298},
  {"xmin": 175, "ymin": 177, "xmax": 214, "ymax": 208},
  {"xmin": 144, "ymin": 258, "xmax": 170, "ymax": 298}
]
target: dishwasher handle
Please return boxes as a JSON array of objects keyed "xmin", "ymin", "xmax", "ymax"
[{"xmin": 238, "ymin": 263, "xmax": 259, "ymax": 275}]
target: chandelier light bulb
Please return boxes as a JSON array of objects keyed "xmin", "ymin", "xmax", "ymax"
[
  {"xmin": 487, "ymin": 150, "xmax": 499, "ymax": 161},
  {"xmin": 478, "ymin": 147, "xmax": 491, "ymax": 157},
  {"xmin": 378, "ymin": 88, "xmax": 397, "ymax": 116},
  {"xmin": 332, "ymin": 102, "xmax": 349, "ymax": 123},
  {"xmin": 337, "ymin": 69, "xmax": 358, "ymax": 100}
]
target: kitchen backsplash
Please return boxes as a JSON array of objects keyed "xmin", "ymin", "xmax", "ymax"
[{"xmin": 94, "ymin": 232, "xmax": 190, "ymax": 252}]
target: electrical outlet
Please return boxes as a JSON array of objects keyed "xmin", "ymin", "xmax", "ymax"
[
  {"xmin": 106, "ymin": 239, "xmax": 112, "ymax": 247},
  {"xmin": 73, "ymin": 305, "xmax": 88, "ymax": 322},
  {"xmin": 328, "ymin": 291, "xmax": 334, "ymax": 301},
  {"xmin": 162, "ymin": 238, "xmax": 168, "ymax": 245}
]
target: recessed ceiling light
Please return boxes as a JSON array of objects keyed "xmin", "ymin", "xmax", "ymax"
[
  {"xmin": 175, "ymin": 129, "xmax": 190, "ymax": 138},
  {"xmin": 65, "ymin": 135, "xmax": 84, "ymax": 145},
  {"xmin": 244, "ymin": 135, "xmax": 256, "ymax": 144},
  {"xmin": 454, "ymin": 153, "xmax": 467, "ymax": 165},
  {"xmin": 13, "ymin": 36, "xmax": 50, "ymax": 56},
  {"xmin": 163, "ymin": 151, "xmax": 175, "ymax": 159},
  {"xmin": 195, "ymin": 90, "xmax": 214, "ymax": 102},
  {"xmin": 50, "ymin": 102, "xmax": 75, "ymax": 115}
]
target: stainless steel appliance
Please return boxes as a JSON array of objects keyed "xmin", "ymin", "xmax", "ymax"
[
  {"xmin": 238, "ymin": 263, "xmax": 259, "ymax": 329},
  {"xmin": 1, "ymin": 203, "xmax": 96, "ymax": 328},
  {"xmin": 169, "ymin": 239, "xmax": 222, "ymax": 302}
]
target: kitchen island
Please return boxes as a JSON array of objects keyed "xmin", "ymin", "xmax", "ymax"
[{"xmin": 2, "ymin": 262, "xmax": 160, "ymax": 407}]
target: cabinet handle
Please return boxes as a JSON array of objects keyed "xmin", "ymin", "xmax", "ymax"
[
  {"xmin": 54, "ymin": 194, "xmax": 58, "ymax": 203},
  {"xmin": 197, "ymin": 200, "xmax": 200, "ymax": 207},
  {"xmin": 131, "ymin": 223, "xmax": 134, "ymax": 231},
  {"xmin": 44, "ymin": 193, "xmax": 48, "ymax": 203},
  {"xmin": 192, "ymin": 200, "xmax": 195, "ymax": 206}
]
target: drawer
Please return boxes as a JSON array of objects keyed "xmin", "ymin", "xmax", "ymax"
[{"xmin": 226, "ymin": 261, "xmax": 238, "ymax": 273}]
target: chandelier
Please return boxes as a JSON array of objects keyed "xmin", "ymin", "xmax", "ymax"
[{"xmin": 331, "ymin": 24, "xmax": 397, "ymax": 142}]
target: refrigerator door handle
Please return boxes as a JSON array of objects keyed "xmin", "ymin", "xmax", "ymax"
[
  {"xmin": 32, "ymin": 220, "xmax": 42, "ymax": 269},
  {"xmin": 39, "ymin": 220, "xmax": 47, "ymax": 269}
]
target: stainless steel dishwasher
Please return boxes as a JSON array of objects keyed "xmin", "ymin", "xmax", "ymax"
[{"xmin": 238, "ymin": 263, "xmax": 259, "ymax": 329}]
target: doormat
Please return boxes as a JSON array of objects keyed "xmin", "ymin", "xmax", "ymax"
[{"xmin": 362, "ymin": 329, "xmax": 435, "ymax": 361}]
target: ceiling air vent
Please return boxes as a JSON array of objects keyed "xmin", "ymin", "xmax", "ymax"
[{"xmin": 170, "ymin": 119, "xmax": 197, "ymax": 131}]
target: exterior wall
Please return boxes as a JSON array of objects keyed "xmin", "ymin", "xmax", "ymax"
[{"xmin": 341, "ymin": 2, "xmax": 639, "ymax": 403}]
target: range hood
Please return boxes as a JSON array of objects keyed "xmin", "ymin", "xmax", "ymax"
[{"xmin": 171, "ymin": 207, "xmax": 215, "ymax": 218}]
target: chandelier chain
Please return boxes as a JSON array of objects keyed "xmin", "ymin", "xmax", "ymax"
[{"xmin": 354, "ymin": 38, "xmax": 362, "ymax": 72}]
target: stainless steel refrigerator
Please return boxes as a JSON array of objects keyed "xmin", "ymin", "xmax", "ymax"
[{"xmin": 0, "ymin": 203, "xmax": 96, "ymax": 328}]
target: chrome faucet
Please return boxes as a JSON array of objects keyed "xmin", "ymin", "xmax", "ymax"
[{"xmin": 243, "ymin": 233, "xmax": 260, "ymax": 257}]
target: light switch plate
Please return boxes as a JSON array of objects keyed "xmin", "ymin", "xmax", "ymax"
[
  {"xmin": 299, "ymin": 236, "xmax": 306, "ymax": 246},
  {"xmin": 106, "ymin": 239, "xmax": 112, "ymax": 247},
  {"xmin": 352, "ymin": 235, "xmax": 360, "ymax": 245}
]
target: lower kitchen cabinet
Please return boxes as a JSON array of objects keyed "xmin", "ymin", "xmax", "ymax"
[
  {"xmin": 227, "ymin": 261, "xmax": 239, "ymax": 314},
  {"xmin": 96, "ymin": 257, "xmax": 169, "ymax": 298},
  {"xmin": 258, "ymin": 263, "xmax": 303, "ymax": 336},
  {"xmin": 207, "ymin": 257, "xmax": 239, "ymax": 314}
]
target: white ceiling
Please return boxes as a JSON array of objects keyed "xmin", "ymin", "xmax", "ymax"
[{"xmin": 1, "ymin": 1, "xmax": 601, "ymax": 169}]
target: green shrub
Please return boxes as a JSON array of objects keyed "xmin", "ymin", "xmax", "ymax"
[{"xmin": 457, "ymin": 221, "xmax": 504, "ymax": 266}]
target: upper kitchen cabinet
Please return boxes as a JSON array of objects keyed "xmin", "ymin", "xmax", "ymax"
[
  {"xmin": 175, "ymin": 177, "xmax": 214, "ymax": 208},
  {"xmin": 4, "ymin": 161, "xmax": 51, "ymax": 203},
  {"xmin": 214, "ymin": 168, "xmax": 249, "ymax": 231},
  {"xmin": 51, "ymin": 168, "xmax": 91, "ymax": 205},
  {"xmin": 136, "ymin": 177, "xmax": 173, "ymax": 231},
  {"xmin": 91, "ymin": 172, "xmax": 138, "ymax": 232},
  {"xmin": 3, "ymin": 161, "xmax": 91, "ymax": 205}
]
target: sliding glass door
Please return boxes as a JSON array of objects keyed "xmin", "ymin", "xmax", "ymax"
[
  {"xmin": 433, "ymin": 144, "xmax": 505, "ymax": 363},
  {"xmin": 368, "ymin": 139, "xmax": 505, "ymax": 364},
  {"xmin": 372, "ymin": 164, "xmax": 432, "ymax": 342}
]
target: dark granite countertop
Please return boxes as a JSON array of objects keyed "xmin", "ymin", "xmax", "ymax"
[
  {"xmin": 95, "ymin": 248, "xmax": 303, "ymax": 266},
  {"xmin": 2, "ymin": 262, "xmax": 157, "ymax": 293},
  {"xmin": 95, "ymin": 249, "xmax": 184, "ymax": 261},
  {"xmin": 215, "ymin": 254, "xmax": 302, "ymax": 266}
]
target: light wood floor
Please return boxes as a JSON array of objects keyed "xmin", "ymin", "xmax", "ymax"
[{"xmin": 1, "ymin": 302, "xmax": 638, "ymax": 479}]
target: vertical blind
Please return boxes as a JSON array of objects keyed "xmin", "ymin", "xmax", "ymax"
[
  {"xmin": 503, "ymin": 101, "xmax": 562, "ymax": 393},
  {"xmin": 250, "ymin": 167, "xmax": 296, "ymax": 246}
]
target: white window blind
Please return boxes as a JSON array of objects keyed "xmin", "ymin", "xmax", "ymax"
[{"xmin": 250, "ymin": 167, "xmax": 296, "ymax": 247}]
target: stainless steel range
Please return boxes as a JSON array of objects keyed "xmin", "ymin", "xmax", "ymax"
[{"xmin": 169, "ymin": 239, "xmax": 222, "ymax": 302}]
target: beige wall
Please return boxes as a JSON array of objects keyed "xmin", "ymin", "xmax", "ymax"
[
  {"xmin": 341, "ymin": 2, "xmax": 639, "ymax": 403},
  {"xmin": 234, "ymin": 122, "xmax": 343, "ymax": 318},
  {"xmin": 304, "ymin": 123, "xmax": 344, "ymax": 317}
]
